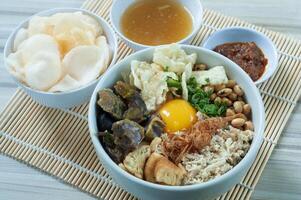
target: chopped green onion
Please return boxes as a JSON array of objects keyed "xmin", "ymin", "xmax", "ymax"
[
  {"xmin": 187, "ymin": 77, "xmax": 226, "ymax": 117},
  {"xmin": 166, "ymin": 78, "xmax": 182, "ymax": 89}
]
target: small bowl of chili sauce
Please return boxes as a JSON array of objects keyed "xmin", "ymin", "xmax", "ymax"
[{"xmin": 202, "ymin": 27, "xmax": 278, "ymax": 84}]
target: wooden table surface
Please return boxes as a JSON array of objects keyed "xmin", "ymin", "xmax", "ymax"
[{"xmin": 0, "ymin": 0, "xmax": 300, "ymax": 199}]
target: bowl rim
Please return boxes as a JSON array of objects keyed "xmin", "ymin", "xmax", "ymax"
[
  {"xmin": 109, "ymin": 0, "xmax": 203, "ymax": 49},
  {"xmin": 202, "ymin": 26, "xmax": 279, "ymax": 85},
  {"xmin": 3, "ymin": 7, "xmax": 118, "ymax": 95},
  {"xmin": 88, "ymin": 44, "xmax": 265, "ymax": 191}
]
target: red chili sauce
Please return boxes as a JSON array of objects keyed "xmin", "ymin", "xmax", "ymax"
[{"xmin": 213, "ymin": 42, "xmax": 268, "ymax": 81}]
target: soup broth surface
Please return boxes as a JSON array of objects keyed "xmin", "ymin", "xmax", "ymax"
[{"xmin": 121, "ymin": 0, "xmax": 193, "ymax": 46}]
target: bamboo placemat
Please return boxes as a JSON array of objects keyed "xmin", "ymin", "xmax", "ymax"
[{"xmin": 1, "ymin": 0, "xmax": 301, "ymax": 199}]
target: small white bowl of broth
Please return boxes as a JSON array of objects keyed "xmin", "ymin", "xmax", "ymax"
[{"xmin": 110, "ymin": 0, "xmax": 203, "ymax": 51}]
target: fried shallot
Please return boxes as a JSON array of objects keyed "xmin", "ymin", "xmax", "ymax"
[{"xmin": 162, "ymin": 114, "xmax": 242, "ymax": 163}]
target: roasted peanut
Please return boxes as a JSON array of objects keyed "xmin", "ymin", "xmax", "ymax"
[
  {"xmin": 194, "ymin": 63, "xmax": 207, "ymax": 71},
  {"xmin": 231, "ymin": 118, "xmax": 246, "ymax": 128},
  {"xmin": 237, "ymin": 100, "xmax": 245, "ymax": 106},
  {"xmin": 226, "ymin": 108, "xmax": 235, "ymax": 116},
  {"xmin": 210, "ymin": 93, "xmax": 217, "ymax": 101},
  {"xmin": 233, "ymin": 101, "xmax": 243, "ymax": 113},
  {"xmin": 214, "ymin": 96, "xmax": 222, "ymax": 104},
  {"xmin": 217, "ymin": 88, "xmax": 232, "ymax": 97},
  {"xmin": 243, "ymin": 104, "xmax": 251, "ymax": 115},
  {"xmin": 235, "ymin": 113, "xmax": 247, "ymax": 120},
  {"xmin": 233, "ymin": 85, "xmax": 244, "ymax": 96},
  {"xmin": 204, "ymin": 85, "xmax": 214, "ymax": 93},
  {"xmin": 228, "ymin": 93, "xmax": 238, "ymax": 101},
  {"xmin": 222, "ymin": 97, "xmax": 232, "ymax": 106},
  {"xmin": 226, "ymin": 80, "xmax": 236, "ymax": 88},
  {"xmin": 214, "ymin": 84, "xmax": 226, "ymax": 92},
  {"xmin": 244, "ymin": 121, "xmax": 254, "ymax": 131}
]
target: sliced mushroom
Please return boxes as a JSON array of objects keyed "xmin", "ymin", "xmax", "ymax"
[
  {"xmin": 145, "ymin": 116, "xmax": 165, "ymax": 141},
  {"xmin": 115, "ymin": 81, "xmax": 148, "ymax": 123},
  {"xmin": 112, "ymin": 119, "xmax": 145, "ymax": 151},
  {"xmin": 97, "ymin": 89, "xmax": 126, "ymax": 120},
  {"xmin": 96, "ymin": 109, "xmax": 115, "ymax": 132},
  {"xmin": 114, "ymin": 81, "xmax": 136, "ymax": 99},
  {"xmin": 123, "ymin": 106, "xmax": 146, "ymax": 123}
]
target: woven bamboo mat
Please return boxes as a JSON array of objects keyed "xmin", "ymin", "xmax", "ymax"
[{"xmin": 1, "ymin": 0, "xmax": 301, "ymax": 199}]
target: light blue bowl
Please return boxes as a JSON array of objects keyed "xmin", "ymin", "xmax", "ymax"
[
  {"xmin": 88, "ymin": 45, "xmax": 265, "ymax": 200},
  {"xmin": 202, "ymin": 27, "xmax": 278, "ymax": 84}
]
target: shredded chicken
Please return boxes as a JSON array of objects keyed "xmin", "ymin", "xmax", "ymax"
[
  {"xmin": 162, "ymin": 115, "xmax": 241, "ymax": 163},
  {"xmin": 182, "ymin": 126, "xmax": 253, "ymax": 184}
]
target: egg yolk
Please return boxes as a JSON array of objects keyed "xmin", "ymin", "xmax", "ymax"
[{"xmin": 158, "ymin": 99, "xmax": 197, "ymax": 133}]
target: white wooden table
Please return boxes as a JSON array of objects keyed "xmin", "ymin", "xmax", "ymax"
[{"xmin": 0, "ymin": 0, "xmax": 300, "ymax": 199}]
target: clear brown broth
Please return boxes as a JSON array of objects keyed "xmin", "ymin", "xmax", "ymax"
[{"xmin": 121, "ymin": 0, "xmax": 193, "ymax": 46}]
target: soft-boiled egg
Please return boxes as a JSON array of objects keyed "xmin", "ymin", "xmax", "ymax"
[{"xmin": 158, "ymin": 99, "xmax": 197, "ymax": 133}]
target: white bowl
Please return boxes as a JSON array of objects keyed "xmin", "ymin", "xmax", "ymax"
[
  {"xmin": 110, "ymin": 0, "xmax": 203, "ymax": 51},
  {"xmin": 202, "ymin": 27, "xmax": 278, "ymax": 85},
  {"xmin": 3, "ymin": 8, "xmax": 118, "ymax": 109},
  {"xmin": 88, "ymin": 45, "xmax": 265, "ymax": 200}
]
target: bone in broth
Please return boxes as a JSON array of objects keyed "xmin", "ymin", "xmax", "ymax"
[{"xmin": 121, "ymin": 0, "xmax": 193, "ymax": 46}]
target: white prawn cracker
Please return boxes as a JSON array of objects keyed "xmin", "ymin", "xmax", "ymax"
[
  {"xmin": 6, "ymin": 34, "xmax": 61, "ymax": 90},
  {"xmin": 6, "ymin": 12, "xmax": 111, "ymax": 93},
  {"xmin": 25, "ymin": 52, "xmax": 61, "ymax": 91}
]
